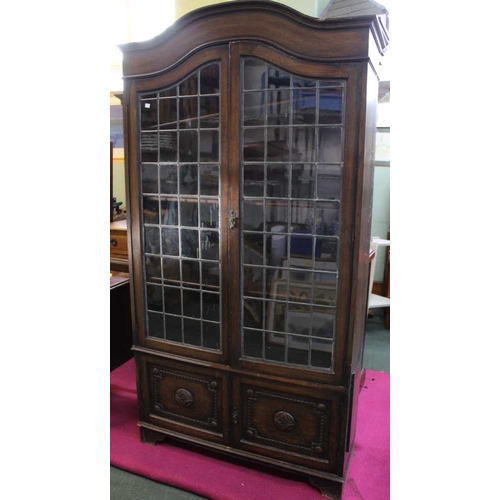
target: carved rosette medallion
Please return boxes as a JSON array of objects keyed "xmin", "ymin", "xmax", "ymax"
[
  {"xmin": 273, "ymin": 411, "xmax": 296, "ymax": 432},
  {"xmin": 175, "ymin": 388, "xmax": 194, "ymax": 408}
]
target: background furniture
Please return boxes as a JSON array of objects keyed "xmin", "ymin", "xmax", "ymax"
[
  {"xmin": 110, "ymin": 220, "xmax": 129, "ymax": 273},
  {"xmin": 119, "ymin": 2, "xmax": 388, "ymax": 498},
  {"xmin": 110, "ymin": 271, "xmax": 133, "ymax": 371}
]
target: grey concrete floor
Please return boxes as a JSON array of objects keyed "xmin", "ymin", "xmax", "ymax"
[{"xmin": 110, "ymin": 309, "xmax": 390, "ymax": 499}]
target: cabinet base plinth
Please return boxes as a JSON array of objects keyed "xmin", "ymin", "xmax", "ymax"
[
  {"xmin": 308, "ymin": 477, "xmax": 343, "ymax": 499},
  {"xmin": 140, "ymin": 427, "xmax": 167, "ymax": 445}
]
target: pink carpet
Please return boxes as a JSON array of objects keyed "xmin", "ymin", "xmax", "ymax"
[{"xmin": 111, "ymin": 360, "xmax": 389, "ymax": 500}]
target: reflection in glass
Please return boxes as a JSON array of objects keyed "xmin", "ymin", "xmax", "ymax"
[
  {"xmin": 267, "ymin": 66, "xmax": 290, "ymax": 89},
  {"xmin": 203, "ymin": 322, "xmax": 220, "ymax": 349},
  {"xmin": 290, "ymin": 201, "xmax": 314, "ymax": 234},
  {"xmin": 164, "ymin": 287, "xmax": 181, "ymax": 315},
  {"xmin": 244, "ymin": 59, "xmax": 266, "ymax": 90},
  {"xmin": 203, "ymin": 292, "xmax": 219, "ymax": 322},
  {"xmin": 143, "ymin": 196, "xmax": 159, "ymax": 224},
  {"xmin": 159, "ymin": 132, "xmax": 177, "ymax": 162},
  {"xmin": 265, "ymin": 233, "xmax": 288, "ymax": 268},
  {"xmin": 183, "ymin": 289, "xmax": 201, "ymax": 318},
  {"xmin": 318, "ymin": 128, "xmax": 342, "ymax": 163},
  {"xmin": 142, "ymin": 164, "xmax": 158, "ymax": 193},
  {"xmin": 317, "ymin": 165, "xmax": 342, "ymax": 200},
  {"xmin": 292, "ymin": 127, "xmax": 315, "ymax": 162},
  {"xmin": 244, "ymin": 164, "xmax": 264, "ymax": 197},
  {"xmin": 244, "ymin": 92, "xmax": 265, "ymax": 126},
  {"xmin": 314, "ymin": 238, "xmax": 338, "ymax": 270},
  {"xmin": 144, "ymin": 227, "xmax": 160, "ymax": 254},
  {"xmin": 287, "ymin": 335, "xmax": 309, "ymax": 366},
  {"xmin": 267, "ymin": 128, "xmax": 289, "ymax": 162},
  {"xmin": 162, "ymin": 227, "xmax": 179, "ymax": 256},
  {"xmin": 160, "ymin": 198, "xmax": 178, "ymax": 226},
  {"xmin": 181, "ymin": 260, "xmax": 200, "ymax": 288},
  {"xmin": 292, "ymin": 87, "xmax": 316, "ymax": 125},
  {"xmin": 184, "ymin": 319, "xmax": 202, "ymax": 346},
  {"xmin": 179, "ymin": 97, "xmax": 198, "ymax": 129},
  {"xmin": 287, "ymin": 304, "xmax": 311, "ymax": 336},
  {"xmin": 291, "ymin": 164, "xmax": 315, "ymax": 199},
  {"xmin": 179, "ymin": 73, "xmax": 198, "ymax": 96},
  {"xmin": 179, "ymin": 164, "xmax": 198, "ymax": 195},
  {"xmin": 181, "ymin": 229, "xmax": 198, "ymax": 258},
  {"xmin": 319, "ymin": 88, "xmax": 343, "ymax": 125},
  {"xmin": 243, "ymin": 328, "xmax": 263, "ymax": 358},
  {"xmin": 201, "ymin": 230, "xmax": 219, "ymax": 260},
  {"xmin": 201, "ymin": 262, "xmax": 220, "ymax": 291},
  {"xmin": 180, "ymin": 199, "xmax": 198, "ymax": 227},
  {"xmin": 311, "ymin": 338, "xmax": 333, "ymax": 369},
  {"xmin": 315, "ymin": 201, "xmax": 341, "ymax": 236},
  {"xmin": 163, "ymin": 258, "xmax": 180, "ymax": 285},
  {"xmin": 200, "ymin": 64, "xmax": 220, "ymax": 94},
  {"xmin": 159, "ymin": 165, "xmax": 177, "ymax": 194},
  {"xmin": 200, "ymin": 130, "xmax": 219, "ymax": 161},
  {"xmin": 266, "ymin": 164, "xmax": 289, "ymax": 198},
  {"xmin": 267, "ymin": 90, "xmax": 290, "ymax": 126},
  {"xmin": 200, "ymin": 200, "xmax": 218, "ymax": 228},
  {"xmin": 141, "ymin": 99, "xmax": 158, "ymax": 130},
  {"xmin": 243, "ymin": 265, "xmax": 264, "ymax": 298},
  {"xmin": 311, "ymin": 308, "xmax": 335, "ymax": 338},
  {"xmin": 165, "ymin": 314, "xmax": 182, "ymax": 342},
  {"xmin": 145, "ymin": 255, "xmax": 162, "ymax": 283},
  {"xmin": 141, "ymin": 132, "xmax": 158, "ymax": 162},
  {"xmin": 146, "ymin": 284, "xmax": 163, "ymax": 312},
  {"xmin": 199, "ymin": 165, "xmax": 219, "ymax": 196},
  {"xmin": 200, "ymin": 96, "xmax": 219, "ymax": 128},
  {"xmin": 244, "ymin": 200, "xmax": 263, "ymax": 231},
  {"xmin": 159, "ymin": 99, "xmax": 177, "ymax": 130},
  {"xmin": 265, "ymin": 332, "xmax": 285, "ymax": 362},
  {"xmin": 243, "ymin": 299, "xmax": 264, "ymax": 329},
  {"xmin": 243, "ymin": 233, "xmax": 264, "ymax": 265},
  {"xmin": 148, "ymin": 312, "xmax": 164, "ymax": 338},
  {"xmin": 179, "ymin": 131, "xmax": 198, "ymax": 162},
  {"xmin": 266, "ymin": 301, "xmax": 287, "ymax": 332},
  {"xmin": 289, "ymin": 234, "xmax": 314, "ymax": 262},
  {"xmin": 244, "ymin": 128, "xmax": 265, "ymax": 161},
  {"xmin": 265, "ymin": 200, "xmax": 289, "ymax": 232}
]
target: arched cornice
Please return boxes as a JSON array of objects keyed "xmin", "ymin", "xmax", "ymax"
[{"xmin": 119, "ymin": 0, "xmax": 387, "ymax": 79}]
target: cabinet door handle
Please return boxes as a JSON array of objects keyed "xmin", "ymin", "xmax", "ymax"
[
  {"xmin": 111, "ymin": 238, "xmax": 118, "ymax": 247},
  {"xmin": 232, "ymin": 406, "xmax": 238, "ymax": 424},
  {"xmin": 229, "ymin": 209, "xmax": 238, "ymax": 229}
]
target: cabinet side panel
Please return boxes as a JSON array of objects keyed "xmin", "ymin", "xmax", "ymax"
[{"xmin": 344, "ymin": 63, "xmax": 378, "ymax": 474}]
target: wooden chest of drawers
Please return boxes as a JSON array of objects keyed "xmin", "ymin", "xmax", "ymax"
[{"xmin": 110, "ymin": 220, "xmax": 129, "ymax": 272}]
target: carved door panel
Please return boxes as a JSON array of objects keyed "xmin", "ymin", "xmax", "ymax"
[{"xmin": 231, "ymin": 375, "xmax": 343, "ymax": 473}]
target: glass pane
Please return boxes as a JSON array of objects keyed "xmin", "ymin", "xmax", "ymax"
[
  {"xmin": 181, "ymin": 229, "xmax": 199, "ymax": 258},
  {"xmin": 267, "ymin": 128, "xmax": 289, "ymax": 162},
  {"xmin": 243, "ymin": 329, "xmax": 263, "ymax": 358},
  {"xmin": 200, "ymin": 64, "xmax": 220, "ymax": 94},
  {"xmin": 164, "ymin": 287, "xmax": 181, "ymax": 315},
  {"xmin": 141, "ymin": 133, "xmax": 158, "ymax": 162},
  {"xmin": 159, "ymin": 132, "xmax": 177, "ymax": 162},
  {"xmin": 141, "ymin": 66, "xmax": 221, "ymax": 351},
  {"xmin": 265, "ymin": 200, "xmax": 289, "ymax": 232},
  {"xmin": 267, "ymin": 90, "xmax": 290, "ymax": 126},
  {"xmin": 315, "ymin": 201, "xmax": 341, "ymax": 236},
  {"xmin": 143, "ymin": 196, "xmax": 159, "ymax": 224},
  {"xmin": 184, "ymin": 319, "xmax": 202, "ymax": 346},
  {"xmin": 311, "ymin": 338, "xmax": 333, "ymax": 369},
  {"xmin": 244, "ymin": 128, "xmax": 265, "ymax": 161},
  {"xmin": 159, "ymin": 99, "xmax": 177, "ymax": 130},
  {"xmin": 202, "ymin": 292, "xmax": 219, "ymax": 322},
  {"xmin": 200, "ymin": 96, "xmax": 219, "ymax": 128},
  {"xmin": 243, "ymin": 233, "xmax": 264, "ymax": 265},
  {"xmin": 311, "ymin": 308, "xmax": 335, "ymax": 338},
  {"xmin": 293, "ymin": 88, "xmax": 316, "ymax": 125},
  {"xmin": 163, "ymin": 258, "xmax": 180, "ymax": 286},
  {"xmin": 203, "ymin": 322, "xmax": 220, "ymax": 350},
  {"xmin": 290, "ymin": 201, "xmax": 314, "ymax": 234},
  {"xmin": 179, "ymin": 73, "xmax": 198, "ymax": 96},
  {"xmin": 243, "ymin": 299, "xmax": 264, "ymax": 329},
  {"xmin": 318, "ymin": 128, "xmax": 342, "ymax": 162},
  {"xmin": 201, "ymin": 230, "xmax": 219, "ymax": 260},
  {"xmin": 243, "ymin": 200, "xmax": 263, "ymax": 231},
  {"xmin": 317, "ymin": 165, "xmax": 342, "ymax": 200},
  {"xmin": 239, "ymin": 59, "xmax": 342, "ymax": 371},
  {"xmin": 291, "ymin": 164, "xmax": 315, "ymax": 199},
  {"xmin": 318, "ymin": 88, "xmax": 343, "ymax": 125},
  {"xmin": 162, "ymin": 227, "xmax": 179, "ymax": 256},
  {"xmin": 287, "ymin": 335, "xmax": 309, "ymax": 366},
  {"xmin": 148, "ymin": 312, "xmax": 164, "ymax": 339},
  {"xmin": 181, "ymin": 260, "xmax": 200, "ymax": 288},
  {"xmin": 179, "ymin": 97, "xmax": 198, "ymax": 129},
  {"xmin": 200, "ymin": 131, "xmax": 219, "ymax": 161},
  {"xmin": 266, "ymin": 164, "xmax": 289, "ymax": 198},
  {"xmin": 243, "ymin": 164, "xmax": 264, "ymax": 197},
  {"xmin": 183, "ymin": 289, "xmax": 201, "ymax": 318},
  {"xmin": 244, "ymin": 92, "xmax": 265, "ymax": 126},
  {"xmin": 159, "ymin": 165, "xmax": 177, "ymax": 194},
  {"xmin": 179, "ymin": 131, "xmax": 198, "ymax": 162},
  {"xmin": 291, "ymin": 128, "xmax": 315, "ymax": 162},
  {"xmin": 180, "ymin": 199, "xmax": 198, "ymax": 227},
  {"xmin": 265, "ymin": 233, "xmax": 288, "ymax": 268},
  {"xmin": 145, "ymin": 255, "xmax": 162, "ymax": 284},
  {"xmin": 265, "ymin": 332, "xmax": 285, "ymax": 362},
  {"xmin": 146, "ymin": 284, "xmax": 163, "ymax": 312},
  {"xmin": 267, "ymin": 66, "xmax": 290, "ymax": 89},
  {"xmin": 141, "ymin": 99, "xmax": 158, "ymax": 131},
  {"xmin": 199, "ymin": 165, "xmax": 219, "ymax": 196},
  {"xmin": 200, "ymin": 200, "xmax": 218, "ymax": 228},
  {"xmin": 202, "ymin": 262, "xmax": 220, "ymax": 291},
  {"xmin": 165, "ymin": 314, "xmax": 182, "ymax": 342},
  {"xmin": 242, "ymin": 265, "xmax": 263, "ymax": 298},
  {"xmin": 243, "ymin": 59, "xmax": 266, "ymax": 90},
  {"xmin": 179, "ymin": 165, "xmax": 198, "ymax": 194},
  {"xmin": 142, "ymin": 164, "xmax": 158, "ymax": 193},
  {"xmin": 144, "ymin": 227, "xmax": 160, "ymax": 255},
  {"xmin": 266, "ymin": 301, "xmax": 287, "ymax": 332},
  {"xmin": 160, "ymin": 198, "xmax": 178, "ymax": 226}
]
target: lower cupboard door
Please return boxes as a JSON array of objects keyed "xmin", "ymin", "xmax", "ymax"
[{"xmin": 232, "ymin": 376, "xmax": 343, "ymax": 473}]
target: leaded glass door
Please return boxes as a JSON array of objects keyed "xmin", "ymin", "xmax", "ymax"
[
  {"xmin": 130, "ymin": 47, "xmax": 230, "ymax": 364},
  {"xmin": 228, "ymin": 44, "xmax": 357, "ymax": 383}
]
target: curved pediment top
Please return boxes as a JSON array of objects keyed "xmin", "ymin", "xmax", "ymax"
[{"xmin": 119, "ymin": 0, "xmax": 386, "ymax": 79}]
